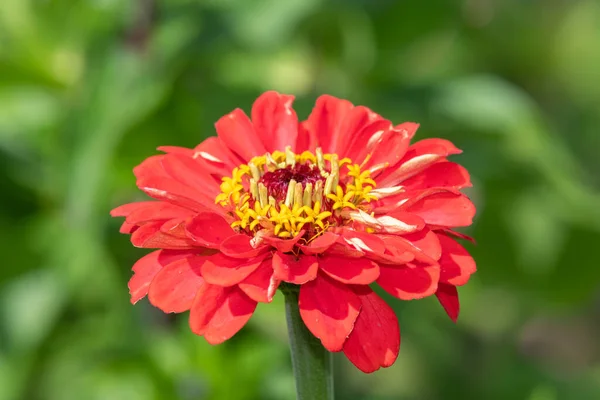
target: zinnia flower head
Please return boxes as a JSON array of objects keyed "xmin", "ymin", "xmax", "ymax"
[{"xmin": 111, "ymin": 92, "xmax": 476, "ymax": 373}]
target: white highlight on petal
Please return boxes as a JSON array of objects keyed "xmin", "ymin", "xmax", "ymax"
[
  {"xmin": 344, "ymin": 237, "xmax": 373, "ymax": 253},
  {"xmin": 349, "ymin": 209, "xmax": 420, "ymax": 234},
  {"xmin": 375, "ymin": 215, "xmax": 420, "ymax": 234},
  {"xmin": 370, "ymin": 185, "xmax": 405, "ymax": 199},
  {"xmin": 367, "ymin": 130, "xmax": 385, "ymax": 148},
  {"xmin": 395, "ymin": 154, "xmax": 439, "ymax": 181},
  {"xmin": 194, "ymin": 151, "xmax": 222, "ymax": 163},
  {"xmin": 142, "ymin": 188, "xmax": 168, "ymax": 197}
]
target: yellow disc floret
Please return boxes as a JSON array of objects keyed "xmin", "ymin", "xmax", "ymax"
[{"xmin": 216, "ymin": 146, "xmax": 377, "ymax": 239}]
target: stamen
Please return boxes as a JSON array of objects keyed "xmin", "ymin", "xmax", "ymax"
[
  {"xmin": 330, "ymin": 154, "xmax": 340, "ymax": 190},
  {"xmin": 250, "ymin": 179, "xmax": 258, "ymax": 199},
  {"xmin": 294, "ymin": 182, "xmax": 303, "ymax": 206},
  {"xmin": 316, "ymin": 148, "xmax": 325, "ymax": 172},
  {"xmin": 285, "ymin": 179, "xmax": 296, "ymax": 207},
  {"xmin": 249, "ymin": 162, "xmax": 261, "ymax": 181},
  {"xmin": 285, "ymin": 146, "xmax": 296, "ymax": 167},
  {"xmin": 324, "ymin": 175, "xmax": 335, "ymax": 196},
  {"xmin": 258, "ymin": 183, "xmax": 268, "ymax": 207},
  {"xmin": 303, "ymin": 183, "xmax": 313, "ymax": 207},
  {"xmin": 266, "ymin": 153, "xmax": 279, "ymax": 171},
  {"xmin": 313, "ymin": 180, "xmax": 323, "ymax": 204}
]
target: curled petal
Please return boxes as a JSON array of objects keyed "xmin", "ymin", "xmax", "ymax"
[
  {"xmin": 220, "ymin": 234, "xmax": 270, "ymax": 258},
  {"xmin": 186, "ymin": 213, "xmax": 236, "ymax": 248},
  {"xmin": 436, "ymin": 283, "xmax": 460, "ymax": 322},
  {"xmin": 251, "ymin": 91, "xmax": 299, "ymax": 153},
  {"xmin": 299, "ymin": 274, "xmax": 361, "ymax": 351},
  {"xmin": 201, "ymin": 252, "xmax": 269, "ymax": 286},
  {"xmin": 319, "ymin": 256, "xmax": 380, "ymax": 285},
  {"xmin": 129, "ymin": 249, "xmax": 195, "ymax": 304},
  {"xmin": 438, "ymin": 233, "xmax": 476, "ymax": 285},
  {"xmin": 189, "ymin": 284, "xmax": 257, "ymax": 344},
  {"xmin": 299, "ymin": 232, "xmax": 339, "ymax": 255},
  {"xmin": 239, "ymin": 259, "xmax": 280, "ymax": 303},
  {"xmin": 403, "ymin": 191, "xmax": 476, "ymax": 227},
  {"xmin": 402, "ymin": 161, "xmax": 472, "ymax": 191},
  {"xmin": 272, "ymin": 252, "xmax": 318, "ymax": 284},
  {"xmin": 148, "ymin": 256, "xmax": 206, "ymax": 313},
  {"xmin": 343, "ymin": 286, "xmax": 400, "ymax": 373},
  {"xmin": 377, "ymin": 263, "xmax": 440, "ymax": 300},
  {"xmin": 131, "ymin": 221, "xmax": 197, "ymax": 249},
  {"xmin": 215, "ymin": 108, "xmax": 265, "ymax": 162}
]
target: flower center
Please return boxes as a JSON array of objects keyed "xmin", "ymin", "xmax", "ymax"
[{"xmin": 215, "ymin": 146, "xmax": 378, "ymax": 239}]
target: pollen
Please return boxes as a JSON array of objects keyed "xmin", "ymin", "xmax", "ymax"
[{"xmin": 216, "ymin": 147, "xmax": 377, "ymax": 239}]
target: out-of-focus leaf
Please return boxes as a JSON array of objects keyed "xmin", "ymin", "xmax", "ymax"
[{"xmin": 0, "ymin": 270, "xmax": 65, "ymax": 351}]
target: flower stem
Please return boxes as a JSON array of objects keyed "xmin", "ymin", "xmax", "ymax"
[{"xmin": 282, "ymin": 284, "xmax": 334, "ymax": 400}]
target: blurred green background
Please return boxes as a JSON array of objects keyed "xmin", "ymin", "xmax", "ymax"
[{"xmin": 1, "ymin": 0, "xmax": 600, "ymax": 399}]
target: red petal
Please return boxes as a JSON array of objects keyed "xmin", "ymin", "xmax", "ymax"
[
  {"xmin": 215, "ymin": 108, "xmax": 265, "ymax": 162},
  {"xmin": 220, "ymin": 234, "xmax": 269, "ymax": 258},
  {"xmin": 251, "ymin": 91, "xmax": 299, "ymax": 153},
  {"xmin": 402, "ymin": 229, "xmax": 442, "ymax": 261},
  {"xmin": 304, "ymin": 95, "xmax": 381, "ymax": 155},
  {"xmin": 161, "ymin": 154, "xmax": 220, "ymax": 198},
  {"xmin": 186, "ymin": 212, "xmax": 236, "ymax": 248},
  {"xmin": 192, "ymin": 136, "xmax": 241, "ymax": 172},
  {"xmin": 339, "ymin": 229, "xmax": 386, "ymax": 255},
  {"xmin": 319, "ymin": 256, "xmax": 380, "ymax": 285},
  {"xmin": 436, "ymin": 283, "xmax": 460, "ymax": 322},
  {"xmin": 239, "ymin": 259, "xmax": 280, "ymax": 303},
  {"xmin": 272, "ymin": 252, "xmax": 318, "ymax": 284},
  {"xmin": 189, "ymin": 284, "xmax": 257, "ymax": 344},
  {"xmin": 343, "ymin": 286, "xmax": 400, "ymax": 373},
  {"xmin": 110, "ymin": 201, "xmax": 156, "ymax": 217},
  {"xmin": 137, "ymin": 176, "xmax": 213, "ymax": 212},
  {"xmin": 128, "ymin": 250, "xmax": 195, "ymax": 304},
  {"xmin": 403, "ymin": 191, "xmax": 476, "ymax": 227},
  {"xmin": 377, "ymin": 263, "xmax": 440, "ymax": 300},
  {"xmin": 126, "ymin": 202, "xmax": 193, "ymax": 225},
  {"xmin": 120, "ymin": 221, "xmax": 137, "ymax": 234},
  {"xmin": 377, "ymin": 138, "xmax": 461, "ymax": 187},
  {"xmin": 363, "ymin": 128, "xmax": 412, "ymax": 172},
  {"xmin": 261, "ymin": 230, "xmax": 305, "ymax": 253},
  {"xmin": 201, "ymin": 252, "xmax": 268, "ymax": 286},
  {"xmin": 298, "ymin": 232, "xmax": 339, "ymax": 255},
  {"xmin": 403, "ymin": 161, "xmax": 472, "ymax": 191},
  {"xmin": 157, "ymin": 145, "xmax": 194, "ymax": 155},
  {"xmin": 437, "ymin": 234, "xmax": 476, "ymax": 285},
  {"xmin": 131, "ymin": 221, "xmax": 197, "ymax": 249},
  {"xmin": 299, "ymin": 274, "xmax": 361, "ymax": 351},
  {"xmin": 147, "ymin": 256, "xmax": 205, "ymax": 312}
]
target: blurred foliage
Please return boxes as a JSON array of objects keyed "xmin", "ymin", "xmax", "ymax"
[{"xmin": 1, "ymin": 0, "xmax": 600, "ymax": 399}]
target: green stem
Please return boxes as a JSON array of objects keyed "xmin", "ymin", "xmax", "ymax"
[{"xmin": 282, "ymin": 285, "xmax": 334, "ymax": 400}]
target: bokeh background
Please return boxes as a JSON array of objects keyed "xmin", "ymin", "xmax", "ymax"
[{"xmin": 1, "ymin": 0, "xmax": 600, "ymax": 399}]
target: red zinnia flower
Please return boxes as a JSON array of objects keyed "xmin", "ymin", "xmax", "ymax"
[{"xmin": 111, "ymin": 92, "xmax": 476, "ymax": 373}]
